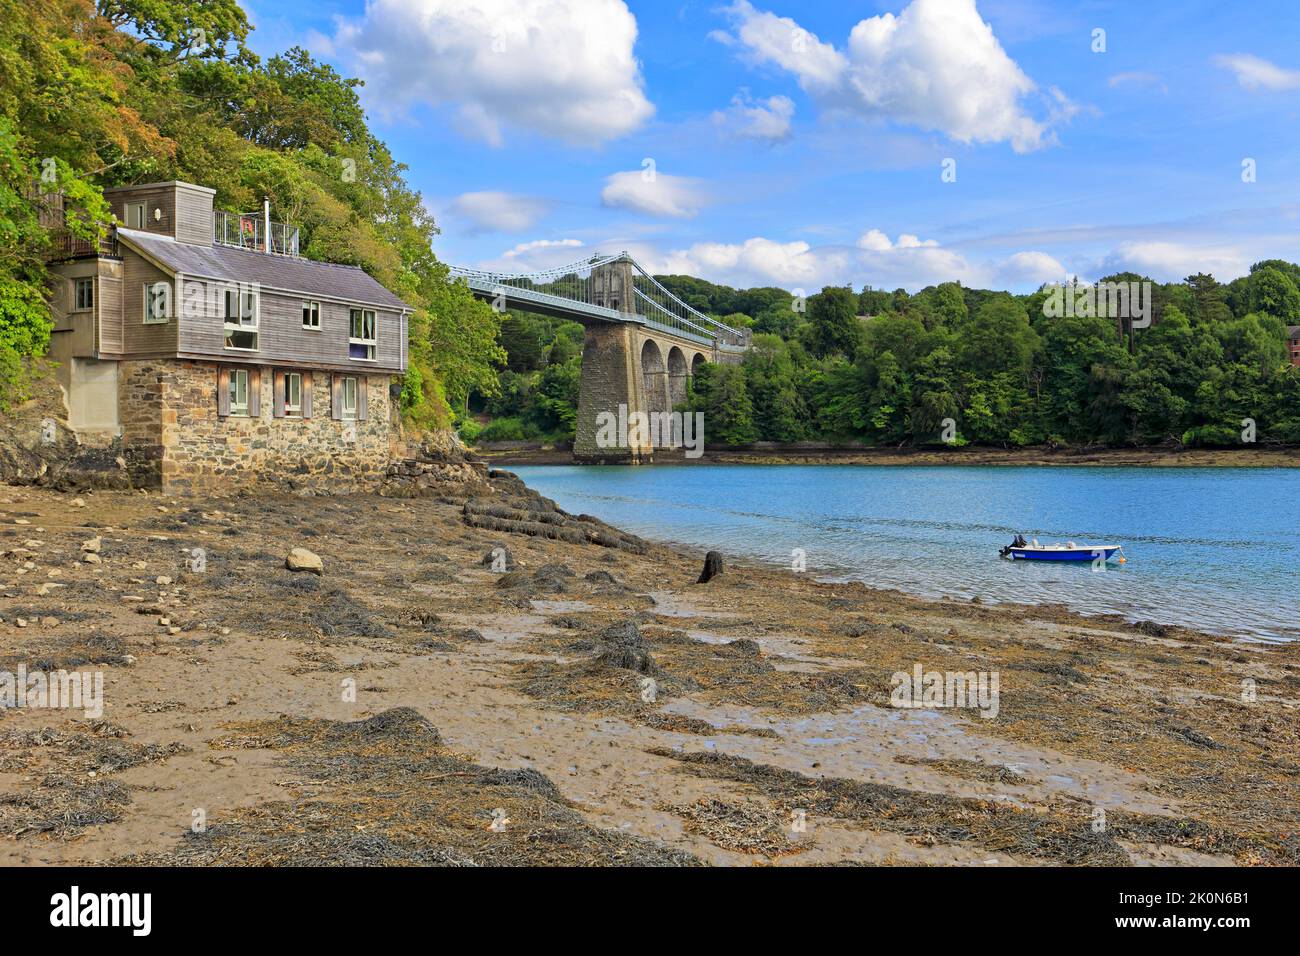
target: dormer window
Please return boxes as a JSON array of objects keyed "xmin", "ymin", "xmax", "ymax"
[
  {"xmin": 223, "ymin": 287, "xmax": 259, "ymax": 350},
  {"xmin": 349, "ymin": 308, "xmax": 376, "ymax": 361}
]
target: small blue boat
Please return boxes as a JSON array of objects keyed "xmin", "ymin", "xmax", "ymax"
[{"xmin": 1001, "ymin": 537, "xmax": 1126, "ymax": 563}]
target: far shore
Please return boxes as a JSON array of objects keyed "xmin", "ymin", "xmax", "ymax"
[{"xmin": 476, "ymin": 442, "xmax": 1300, "ymax": 468}]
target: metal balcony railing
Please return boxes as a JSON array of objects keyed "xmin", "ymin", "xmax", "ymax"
[{"xmin": 213, "ymin": 210, "xmax": 300, "ymax": 256}]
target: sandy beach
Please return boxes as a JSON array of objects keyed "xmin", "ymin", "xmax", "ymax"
[{"xmin": 1, "ymin": 469, "xmax": 1296, "ymax": 867}]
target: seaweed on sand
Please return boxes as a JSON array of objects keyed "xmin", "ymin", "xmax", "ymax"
[
  {"xmin": 1, "ymin": 629, "xmax": 133, "ymax": 670},
  {"xmin": 662, "ymin": 797, "xmax": 807, "ymax": 857},
  {"xmin": 122, "ymin": 708, "xmax": 699, "ymax": 867},
  {"xmin": 649, "ymin": 749, "xmax": 1132, "ymax": 866},
  {"xmin": 0, "ymin": 724, "xmax": 190, "ymax": 840}
]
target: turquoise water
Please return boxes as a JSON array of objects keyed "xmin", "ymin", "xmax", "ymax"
[{"xmin": 512, "ymin": 465, "xmax": 1300, "ymax": 643}]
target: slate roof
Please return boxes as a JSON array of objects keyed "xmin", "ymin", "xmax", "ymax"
[
  {"xmin": 116, "ymin": 228, "xmax": 410, "ymax": 311},
  {"xmin": 1288, "ymin": 325, "xmax": 1300, "ymax": 341}
]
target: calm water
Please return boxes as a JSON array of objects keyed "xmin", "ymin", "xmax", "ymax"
[{"xmin": 512, "ymin": 465, "xmax": 1300, "ymax": 643}]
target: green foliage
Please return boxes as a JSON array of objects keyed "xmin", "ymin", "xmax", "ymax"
[
  {"xmin": 689, "ymin": 363, "xmax": 757, "ymax": 445},
  {"xmin": 478, "ymin": 416, "xmax": 527, "ymax": 442},
  {"xmin": 0, "ymin": 2, "xmax": 504, "ymax": 421},
  {"xmin": 803, "ymin": 286, "xmax": 862, "ymax": 359}
]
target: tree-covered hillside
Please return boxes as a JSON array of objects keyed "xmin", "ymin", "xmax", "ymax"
[
  {"xmin": 483, "ymin": 268, "xmax": 1300, "ymax": 448},
  {"xmin": 0, "ymin": 0, "xmax": 503, "ymax": 420}
]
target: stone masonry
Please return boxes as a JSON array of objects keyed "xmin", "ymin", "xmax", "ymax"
[{"xmin": 119, "ymin": 360, "xmax": 396, "ymax": 494}]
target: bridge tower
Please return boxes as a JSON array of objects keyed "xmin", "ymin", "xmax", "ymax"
[
  {"xmin": 589, "ymin": 256, "xmax": 636, "ymax": 314},
  {"xmin": 574, "ymin": 256, "xmax": 652, "ymax": 463}
]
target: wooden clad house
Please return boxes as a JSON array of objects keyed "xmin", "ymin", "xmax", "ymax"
[{"xmin": 44, "ymin": 181, "xmax": 412, "ymax": 492}]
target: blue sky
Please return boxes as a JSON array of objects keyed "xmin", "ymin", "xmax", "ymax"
[{"xmin": 240, "ymin": 0, "xmax": 1300, "ymax": 292}]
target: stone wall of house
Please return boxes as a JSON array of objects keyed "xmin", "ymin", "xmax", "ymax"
[
  {"xmin": 119, "ymin": 360, "xmax": 166, "ymax": 487},
  {"xmin": 118, "ymin": 359, "xmax": 396, "ymax": 494}
]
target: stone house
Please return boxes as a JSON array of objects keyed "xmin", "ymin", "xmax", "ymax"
[{"xmin": 42, "ymin": 181, "xmax": 411, "ymax": 493}]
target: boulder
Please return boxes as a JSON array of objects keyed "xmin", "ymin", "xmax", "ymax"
[
  {"xmin": 481, "ymin": 544, "xmax": 515, "ymax": 571},
  {"xmin": 286, "ymin": 547, "xmax": 324, "ymax": 575}
]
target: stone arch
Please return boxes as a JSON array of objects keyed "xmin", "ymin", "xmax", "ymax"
[
  {"xmin": 640, "ymin": 338, "xmax": 668, "ymax": 414},
  {"xmin": 667, "ymin": 346, "xmax": 688, "ymax": 409},
  {"xmin": 690, "ymin": 352, "xmax": 708, "ymax": 379}
]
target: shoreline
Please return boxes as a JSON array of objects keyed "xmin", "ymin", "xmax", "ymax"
[
  {"xmin": 477, "ymin": 444, "xmax": 1300, "ymax": 468},
  {"xmin": 1, "ymin": 471, "xmax": 1296, "ymax": 866}
]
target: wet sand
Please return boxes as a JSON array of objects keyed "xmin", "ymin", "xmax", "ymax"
[{"xmin": 0, "ymin": 473, "xmax": 1296, "ymax": 866}]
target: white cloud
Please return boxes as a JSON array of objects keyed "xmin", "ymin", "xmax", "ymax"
[
  {"xmin": 447, "ymin": 191, "xmax": 548, "ymax": 234},
  {"xmin": 334, "ymin": 0, "xmax": 654, "ymax": 146},
  {"xmin": 1099, "ymin": 241, "xmax": 1253, "ymax": 282},
  {"xmin": 601, "ymin": 170, "xmax": 709, "ymax": 218},
  {"xmin": 446, "ymin": 191, "xmax": 550, "ymax": 233},
  {"xmin": 718, "ymin": 2, "xmax": 847, "ymax": 92},
  {"xmin": 713, "ymin": 92, "xmax": 795, "ymax": 142},
  {"xmin": 1107, "ymin": 71, "xmax": 1167, "ymax": 93},
  {"xmin": 634, "ymin": 229, "xmax": 1063, "ymax": 292},
  {"xmin": 716, "ymin": 0, "xmax": 1066, "ymax": 153},
  {"xmin": 1213, "ymin": 53, "xmax": 1300, "ymax": 92},
  {"xmin": 503, "ymin": 238, "xmax": 584, "ymax": 259},
  {"xmin": 994, "ymin": 250, "xmax": 1068, "ymax": 286}
]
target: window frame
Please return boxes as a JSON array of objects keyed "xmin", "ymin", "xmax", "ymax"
[
  {"xmin": 341, "ymin": 375, "xmax": 358, "ymax": 420},
  {"xmin": 229, "ymin": 368, "xmax": 250, "ymax": 417},
  {"xmin": 348, "ymin": 308, "xmax": 377, "ymax": 361},
  {"xmin": 124, "ymin": 202, "xmax": 146, "ymax": 230},
  {"xmin": 72, "ymin": 278, "xmax": 94, "ymax": 313},
  {"xmin": 284, "ymin": 371, "xmax": 303, "ymax": 416},
  {"xmin": 302, "ymin": 300, "xmax": 321, "ymax": 331},
  {"xmin": 142, "ymin": 282, "xmax": 171, "ymax": 324},
  {"xmin": 222, "ymin": 287, "xmax": 260, "ymax": 351}
]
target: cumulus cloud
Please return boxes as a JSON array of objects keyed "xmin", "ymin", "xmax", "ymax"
[
  {"xmin": 1213, "ymin": 53, "xmax": 1300, "ymax": 92},
  {"xmin": 712, "ymin": 91, "xmax": 796, "ymax": 141},
  {"xmin": 601, "ymin": 170, "xmax": 709, "ymax": 218},
  {"xmin": 633, "ymin": 229, "xmax": 1064, "ymax": 292},
  {"xmin": 1098, "ymin": 241, "xmax": 1253, "ymax": 282},
  {"xmin": 334, "ymin": 0, "xmax": 654, "ymax": 145},
  {"xmin": 446, "ymin": 191, "xmax": 550, "ymax": 233},
  {"xmin": 714, "ymin": 0, "xmax": 1068, "ymax": 152}
]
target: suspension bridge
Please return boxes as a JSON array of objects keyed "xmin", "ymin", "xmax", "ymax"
[
  {"xmin": 448, "ymin": 252, "xmax": 752, "ymax": 462},
  {"xmin": 447, "ymin": 252, "xmax": 748, "ymax": 349}
]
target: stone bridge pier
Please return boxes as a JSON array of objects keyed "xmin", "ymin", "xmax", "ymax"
[{"xmin": 573, "ymin": 323, "xmax": 735, "ymax": 464}]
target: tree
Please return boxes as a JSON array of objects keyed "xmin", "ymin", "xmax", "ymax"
[
  {"xmin": 689, "ymin": 364, "xmax": 757, "ymax": 444},
  {"xmin": 803, "ymin": 286, "xmax": 861, "ymax": 359},
  {"xmin": 743, "ymin": 334, "xmax": 808, "ymax": 441},
  {"xmin": 1247, "ymin": 266, "xmax": 1300, "ymax": 322},
  {"xmin": 498, "ymin": 315, "xmax": 545, "ymax": 372}
]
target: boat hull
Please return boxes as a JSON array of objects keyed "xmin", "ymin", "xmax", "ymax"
[{"xmin": 1009, "ymin": 546, "xmax": 1121, "ymax": 562}]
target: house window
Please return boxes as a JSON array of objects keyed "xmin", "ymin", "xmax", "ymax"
[
  {"xmin": 223, "ymin": 287, "xmax": 259, "ymax": 350},
  {"xmin": 284, "ymin": 372, "xmax": 302, "ymax": 416},
  {"xmin": 143, "ymin": 282, "xmax": 171, "ymax": 324},
  {"xmin": 341, "ymin": 376, "xmax": 358, "ymax": 419},
  {"xmin": 349, "ymin": 308, "xmax": 376, "ymax": 360},
  {"xmin": 229, "ymin": 368, "xmax": 250, "ymax": 417},
  {"xmin": 124, "ymin": 202, "xmax": 146, "ymax": 230},
  {"xmin": 302, "ymin": 300, "xmax": 320, "ymax": 329},
  {"xmin": 73, "ymin": 278, "xmax": 94, "ymax": 312}
]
